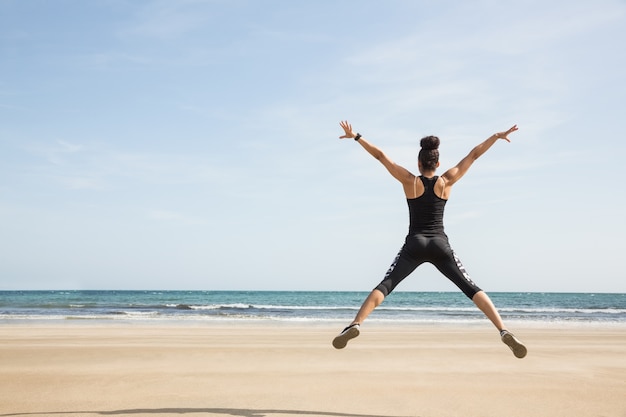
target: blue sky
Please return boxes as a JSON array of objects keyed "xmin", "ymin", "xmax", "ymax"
[{"xmin": 1, "ymin": 0, "xmax": 625, "ymax": 292}]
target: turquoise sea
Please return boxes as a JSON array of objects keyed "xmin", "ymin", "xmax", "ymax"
[{"xmin": 1, "ymin": 291, "xmax": 625, "ymax": 325}]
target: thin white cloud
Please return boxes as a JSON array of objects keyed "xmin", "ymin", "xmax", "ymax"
[
  {"xmin": 21, "ymin": 139, "xmax": 84, "ymax": 166},
  {"xmin": 108, "ymin": 151, "xmax": 241, "ymax": 186},
  {"xmin": 81, "ymin": 51, "xmax": 153, "ymax": 69},
  {"xmin": 476, "ymin": 2, "xmax": 626, "ymax": 55},
  {"xmin": 19, "ymin": 137, "xmax": 241, "ymax": 192},
  {"xmin": 56, "ymin": 140, "xmax": 83, "ymax": 153},
  {"xmin": 123, "ymin": 0, "xmax": 219, "ymax": 40},
  {"xmin": 148, "ymin": 209, "xmax": 207, "ymax": 225},
  {"xmin": 60, "ymin": 176, "xmax": 102, "ymax": 190},
  {"xmin": 0, "ymin": 102, "xmax": 27, "ymax": 110}
]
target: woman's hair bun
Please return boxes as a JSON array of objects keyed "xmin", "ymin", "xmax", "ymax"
[{"xmin": 420, "ymin": 135, "xmax": 440, "ymax": 151}]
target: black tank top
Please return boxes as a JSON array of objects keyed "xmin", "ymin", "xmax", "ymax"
[{"xmin": 407, "ymin": 176, "xmax": 446, "ymax": 235}]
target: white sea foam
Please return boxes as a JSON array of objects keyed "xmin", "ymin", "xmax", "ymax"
[{"xmin": 1, "ymin": 291, "xmax": 624, "ymax": 324}]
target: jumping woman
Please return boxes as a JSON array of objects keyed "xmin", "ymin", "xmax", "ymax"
[{"xmin": 332, "ymin": 120, "xmax": 527, "ymax": 359}]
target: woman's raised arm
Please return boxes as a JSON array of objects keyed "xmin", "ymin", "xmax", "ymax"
[
  {"xmin": 339, "ymin": 120, "xmax": 414, "ymax": 186},
  {"xmin": 441, "ymin": 125, "xmax": 518, "ymax": 188}
]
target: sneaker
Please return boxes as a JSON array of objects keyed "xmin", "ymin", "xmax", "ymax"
[
  {"xmin": 332, "ymin": 323, "xmax": 360, "ymax": 349},
  {"xmin": 500, "ymin": 330, "xmax": 527, "ymax": 359}
]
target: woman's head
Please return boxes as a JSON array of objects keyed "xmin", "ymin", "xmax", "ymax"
[{"xmin": 418, "ymin": 135, "xmax": 440, "ymax": 172}]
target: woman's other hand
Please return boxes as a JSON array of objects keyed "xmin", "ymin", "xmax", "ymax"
[{"xmin": 339, "ymin": 120, "xmax": 356, "ymax": 139}]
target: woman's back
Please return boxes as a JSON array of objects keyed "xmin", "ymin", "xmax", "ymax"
[{"xmin": 407, "ymin": 176, "xmax": 446, "ymax": 236}]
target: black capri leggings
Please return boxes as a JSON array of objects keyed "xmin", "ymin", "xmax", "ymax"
[{"xmin": 374, "ymin": 234, "xmax": 482, "ymax": 299}]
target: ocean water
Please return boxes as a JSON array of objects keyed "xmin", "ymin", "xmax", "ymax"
[{"xmin": 1, "ymin": 291, "xmax": 625, "ymax": 325}]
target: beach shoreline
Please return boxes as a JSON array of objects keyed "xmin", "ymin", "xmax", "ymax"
[
  {"xmin": 3, "ymin": 316, "xmax": 626, "ymax": 329},
  {"xmin": 1, "ymin": 322, "xmax": 625, "ymax": 417}
]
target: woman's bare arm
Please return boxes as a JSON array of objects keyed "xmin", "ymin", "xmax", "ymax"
[
  {"xmin": 441, "ymin": 125, "xmax": 518, "ymax": 188},
  {"xmin": 339, "ymin": 120, "xmax": 414, "ymax": 185}
]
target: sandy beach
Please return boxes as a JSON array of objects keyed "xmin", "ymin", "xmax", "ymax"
[{"xmin": 0, "ymin": 322, "xmax": 624, "ymax": 417}]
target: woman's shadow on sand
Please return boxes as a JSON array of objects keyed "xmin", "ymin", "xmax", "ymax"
[{"xmin": 0, "ymin": 407, "xmax": 412, "ymax": 417}]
